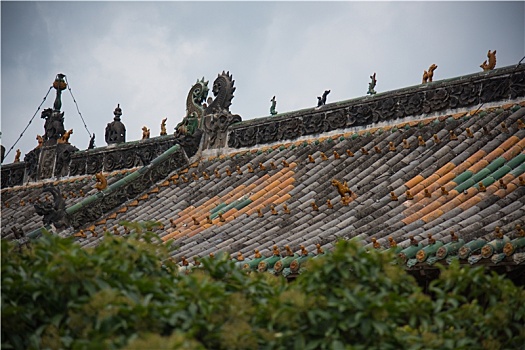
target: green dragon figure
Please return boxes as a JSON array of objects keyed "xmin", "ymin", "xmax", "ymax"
[{"xmin": 175, "ymin": 77, "xmax": 209, "ymax": 136}]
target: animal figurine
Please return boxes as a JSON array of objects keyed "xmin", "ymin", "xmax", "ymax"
[
  {"xmin": 480, "ymin": 50, "xmax": 496, "ymax": 71},
  {"xmin": 14, "ymin": 149, "xmax": 21, "ymax": 163},
  {"xmin": 332, "ymin": 179, "xmax": 352, "ymax": 198},
  {"xmin": 94, "ymin": 172, "xmax": 107, "ymax": 191},
  {"xmin": 317, "ymin": 90, "xmax": 331, "ymax": 107},
  {"xmin": 142, "ymin": 126, "xmax": 150, "ymax": 139},
  {"xmin": 160, "ymin": 118, "xmax": 167, "ymax": 136},
  {"xmin": 422, "ymin": 64, "xmax": 438, "ymax": 83},
  {"xmin": 58, "ymin": 129, "xmax": 73, "ymax": 144},
  {"xmin": 36, "ymin": 135, "xmax": 44, "ymax": 148}
]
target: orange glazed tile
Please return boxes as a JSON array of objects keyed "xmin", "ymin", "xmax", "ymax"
[
  {"xmin": 148, "ymin": 187, "xmax": 159, "ymax": 194},
  {"xmin": 129, "ymin": 200, "xmax": 139, "ymax": 207},
  {"xmin": 502, "ymin": 103, "xmax": 515, "ymax": 110},
  {"xmin": 403, "ymin": 202, "xmax": 426, "ymax": 217},
  {"xmin": 265, "ymin": 180, "xmax": 281, "ymax": 193},
  {"xmin": 417, "ymin": 200, "xmax": 445, "ymax": 217},
  {"xmin": 107, "ymin": 213, "xmax": 117, "ymax": 219},
  {"xmin": 223, "ymin": 208, "xmax": 238, "ymax": 219},
  {"xmin": 501, "ymin": 146, "xmax": 523, "ymax": 163},
  {"xmin": 519, "ymin": 100, "xmax": 525, "ymax": 107},
  {"xmin": 516, "ymin": 139, "xmax": 525, "ymax": 151},
  {"xmin": 261, "ymin": 194, "xmax": 281, "ymax": 207},
  {"xmin": 187, "ymin": 226, "xmax": 205, "ymax": 237},
  {"xmin": 452, "ymin": 112, "xmax": 467, "ymax": 119},
  {"xmin": 457, "ymin": 188, "xmax": 478, "ymax": 203},
  {"xmin": 453, "ymin": 161, "xmax": 473, "ymax": 175},
  {"xmin": 458, "ymin": 195, "xmax": 483, "ymax": 211},
  {"xmin": 440, "ymin": 197, "xmax": 462, "ymax": 212},
  {"xmin": 419, "ymin": 174, "xmax": 441, "ymax": 191},
  {"xmin": 421, "ymin": 209, "xmax": 444, "ymax": 224},
  {"xmin": 405, "ymin": 175, "xmax": 425, "ymax": 189},
  {"xmin": 436, "ymin": 163, "xmax": 455, "ymax": 177},
  {"xmin": 467, "ymin": 160, "xmax": 489, "ymax": 173},
  {"xmin": 278, "ymin": 177, "xmax": 295, "ymax": 190},
  {"xmin": 436, "ymin": 172, "xmax": 457, "ymax": 187},
  {"xmin": 485, "ymin": 148, "xmax": 505, "ymax": 162},
  {"xmin": 273, "ymin": 193, "xmax": 292, "ymax": 205},
  {"xmin": 138, "ymin": 194, "xmax": 148, "ymax": 201},
  {"xmin": 499, "ymin": 136, "xmax": 520, "ymax": 151},
  {"xmin": 95, "ymin": 219, "xmax": 107, "ymax": 226},
  {"xmin": 401, "ymin": 214, "xmax": 420, "ymax": 225},
  {"xmin": 465, "ymin": 150, "xmax": 487, "ymax": 166},
  {"xmin": 250, "ymin": 189, "xmax": 268, "ymax": 202}
]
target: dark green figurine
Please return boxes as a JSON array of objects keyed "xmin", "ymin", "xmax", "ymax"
[
  {"xmin": 367, "ymin": 73, "xmax": 377, "ymax": 95},
  {"xmin": 270, "ymin": 96, "xmax": 277, "ymax": 115}
]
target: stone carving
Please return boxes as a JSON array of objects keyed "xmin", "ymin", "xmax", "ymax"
[
  {"xmin": 367, "ymin": 73, "xmax": 377, "ymax": 95},
  {"xmin": 142, "ymin": 126, "xmax": 150, "ymax": 140},
  {"xmin": 105, "ymin": 104, "xmax": 126, "ymax": 145},
  {"xmin": 422, "ymin": 64, "xmax": 438, "ymax": 83},
  {"xmin": 24, "ymin": 148, "xmax": 41, "ymax": 180},
  {"xmin": 201, "ymin": 71, "xmax": 242, "ymax": 149},
  {"xmin": 88, "ymin": 133, "xmax": 96, "ymax": 149},
  {"xmin": 95, "ymin": 172, "xmax": 107, "ymax": 191},
  {"xmin": 270, "ymin": 96, "xmax": 278, "ymax": 115},
  {"xmin": 54, "ymin": 143, "xmax": 79, "ymax": 177},
  {"xmin": 317, "ymin": 90, "xmax": 331, "ymax": 107},
  {"xmin": 480, "ymin": 50, "xmax": 496, "ymax": 71},
  {"xmin": 41, "ymin": 108, "xmax": 66, "ymax": 145},
  {"xmin": 34, "ymin": 186, "xmax": 68, "ymax": 229},
  {"xmin": 176, "ymin": 78, "xmax": 209, "ymax": 137},
  {"xmin": 58, "ymin": 129, "xmax": 73, "ymax": 144},
  {"xmin": 160, "ymin": 118, "xmax": 167, "ymax": 136}
]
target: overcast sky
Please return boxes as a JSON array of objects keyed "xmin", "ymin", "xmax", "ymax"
[{"xmin": 1, "ymin": 1, "xmax": 524, "ymax": 162}]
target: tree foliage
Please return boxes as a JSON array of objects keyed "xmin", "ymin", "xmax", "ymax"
[{"xmin": 2, "ymin": 226, "xmax": 524, "ymax": 349}]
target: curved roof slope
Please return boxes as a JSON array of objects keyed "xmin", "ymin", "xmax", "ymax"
[
  {"xmin": 1, "ymin": 169, "xmax": 136, "ymax": 240},
  {"xmin": 66, "ymin": 102, "xmax": 525, "ymax": 265}
]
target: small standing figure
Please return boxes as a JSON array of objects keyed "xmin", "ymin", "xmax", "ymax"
[
  {"xmin": 422, "ymin": 64, "xmax": 438, "ymax": 83},
  {"xmin": 480, "ymin": 50, "xmax": 497, "ymax": 71},
  {"xmin": 160, "ymin": 118, "xmax": 167, "ymax": 136},
  {"xmin": 88, "ymin": 133, "xmax": 96, "ymax": 149},
  {"xmin": 142, "ymin": 126, "xmax": 150, "ymax": 140},
  {"xmin": 14, "ymin": 149, "xmax": 21, "ymax": 163},
  {"xmin": 367, "ymin": 73, "xmax": 377, "ymax": 95},
  {"xmin": 270, "ymin": 96, "xmax": 278, "ymax": 115},
  {"xmin": 94, "ymin": 172, "xmax": 107, "ymax": 191},
  {"xmin": 58, "ymin": 129, "xmax": 73, "ymax": 144},
  {"xmin": 317, "ymin": 90, "xmax": 331, "ymax": 107},
  {"xmin": 36, "ymin": 135, "xmax": 44, "ymax": 148}
]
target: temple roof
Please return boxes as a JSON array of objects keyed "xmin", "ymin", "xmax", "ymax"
[{"xmin": 2, "ymin": 64, "xmax": 525, "ymax": 275}]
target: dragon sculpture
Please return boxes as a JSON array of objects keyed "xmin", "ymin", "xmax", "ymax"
[
  {"xmin": 34, "ymin": 186, "xmax": 68, "ymax": 229},
  {"xmin": 201, "ymin": 71, "xmax": 242, "ymax": 149},
  {"xmin": 175, "ymin": 77, "xmax": 209, "ymax": 136}
]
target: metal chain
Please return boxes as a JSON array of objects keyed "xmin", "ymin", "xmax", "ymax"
[
  {"xmin": 4, "ymin": 86, "xmax": 53, "ymax": 159},
  {"xmin": 64, "ymin": 75, "xmax": 92, "ymax": 137}
]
